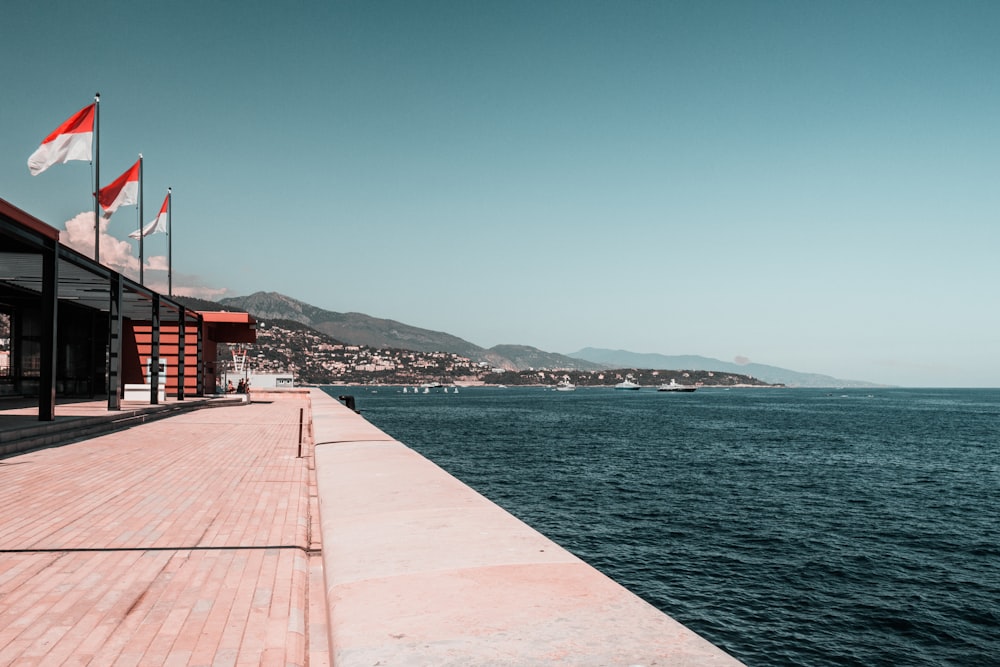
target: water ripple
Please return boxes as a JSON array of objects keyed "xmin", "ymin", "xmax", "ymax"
[{"xmin": 341, "ymin": 386, "xmax": 1000, "ymax": 667}]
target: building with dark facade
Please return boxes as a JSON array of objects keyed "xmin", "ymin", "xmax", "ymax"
[{"xmin": 1, "ymin": 197, "xmax": 254, "ymax": 420}]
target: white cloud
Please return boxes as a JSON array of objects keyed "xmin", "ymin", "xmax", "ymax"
[
  {"xmin": 173, "ymin": 285, "xmax": 230, "ymax": 300},
  {"xmin": 62, "ymin": 211, "xmax": 140, "ymax": 277},
  {"xmin": 146, "ymin": 255, "xmax": 169, "ymax": 271},
  {"xmin": 59, "ymin": 212, "xmax": 227, "ymax": 302}
]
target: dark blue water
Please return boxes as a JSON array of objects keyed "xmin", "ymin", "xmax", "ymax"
[{"xmin": 323, "ymin": 386, "xmax": 1000, "ymax": 666}]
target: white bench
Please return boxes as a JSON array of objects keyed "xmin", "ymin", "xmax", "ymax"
[{"xmin": 123, "ymin": 383, "xmax": 165, "ymax": 402}]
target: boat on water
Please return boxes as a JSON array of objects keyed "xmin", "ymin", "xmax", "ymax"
[
  {"xmin": 614, "ymin": 375, "xmax": 641, "ymax": 390},
  {"xmin": 658, "ymin": 379, "xmax": 696, "ymax": 393},
  {"xmin": 555, "ymin": 379, "xmax": 576, "ymax": 391}
]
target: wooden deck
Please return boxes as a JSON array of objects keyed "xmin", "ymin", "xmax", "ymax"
[{"xmin": 0, "ymin": 391, "xmax": 327, "ymax": 666}]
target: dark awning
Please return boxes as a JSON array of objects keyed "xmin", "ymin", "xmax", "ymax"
[
  {"xmin": 0, "ymin": 198, "xmax": 198, "ymax": 325},
  {"xmin": 1, "ymin": 197, "xmax": 202, "ymax": 419}
]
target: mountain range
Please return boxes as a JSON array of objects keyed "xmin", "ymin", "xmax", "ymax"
[
  {"xmin": 197, "ymin": 291, "xmax": 878, "ymax": 387},
  {"xmin": 566, "ymin": 348, "xmax": 880, "ymax": 388},
  {"xmin": 215, "ymin": 292, "xmax": 603, "ymax": 372}
]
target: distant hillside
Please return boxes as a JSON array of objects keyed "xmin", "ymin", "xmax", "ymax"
[
  {"xmin": 173, "ymin": 296, "xmax": 241, "ymax": 312},
  {"xmin": 219, "ymin": 292, "xmax": 499, "ymax": 363},
  {"xmin": 568, "ymin": 348, "xmax": 882, "ymax": 388},
  {"xmin": 199, "ymin": 291, "xmax": 878, "ymax": 385},
  {"xmin": 488, "ymin": 345, "xmax": 606, "ymax": 372}
]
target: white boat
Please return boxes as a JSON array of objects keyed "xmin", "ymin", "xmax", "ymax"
[
  {"xmin": 555, "ymin": 379, "xmax": 576, "ymax": 391},
  {"xmin": 614, "ymin": 375, "xmax": 641, "ymax": 390},
  {"xmin": 658, "ymin": 379, "xmax": 696, "ymax": 393}
]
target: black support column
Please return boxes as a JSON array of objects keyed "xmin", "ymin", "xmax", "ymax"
[
  {"xmin": 150, "ymin": 297, "xmax": 160, "ymax": 405},
  {"xmin": 196, "ymin": 319, "xmax": 204, "ymax": 396},
  {"xmin": 177, "ymin": 311, "xmax": 186, "ymax": 401},
  {"xmin": 107, "ymin": 273, "xmax": 122, "ymax": 411},
  {"xmin": 38, "ymin": 242, "xmax": 59, "ymax": 421}
]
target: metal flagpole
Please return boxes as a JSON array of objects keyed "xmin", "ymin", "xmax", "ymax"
[
  {"xmin": 167, "ymin": 187, "xmax": 173, "ymax": 296},
  {"xmin": 93, "ymin": 93, "xmax": 101, "ymax": 264},
  {"xmin": 138, "ymin": 154, "xmax": 144, "ymax": 285}
]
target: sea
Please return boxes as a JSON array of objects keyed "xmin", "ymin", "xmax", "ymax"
[{"xmin": 321, "ymin": 385, "xmax": 999, "ymax": 666}]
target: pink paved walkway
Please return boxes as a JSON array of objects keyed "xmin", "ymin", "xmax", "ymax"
[{"xmin": 0, "ymin": 391, "xmax": 327, "ymax": 666}]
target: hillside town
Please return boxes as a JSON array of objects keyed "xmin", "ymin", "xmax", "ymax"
[
  {"xmin": 246, "ymin": 319, "xmax": 490, "ymax": 385},
  {"xmin": 241, "ymin": 319, "xmax": 773, "ymax": 388}
]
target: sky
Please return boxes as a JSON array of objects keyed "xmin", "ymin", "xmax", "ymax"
[{"xmin": 2, "ymin": 1, "xmax": 999, "ymax": 387}]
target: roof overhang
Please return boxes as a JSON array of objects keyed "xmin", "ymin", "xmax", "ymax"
[
  {"xmin": 1, "ymin": 197, "xmax": 199, "ymax": 324},
  {"xmin": 200, "ymin": 311, "xmax": 257, "ymax": 344}
]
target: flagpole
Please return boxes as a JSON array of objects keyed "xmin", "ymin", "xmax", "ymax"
[
  {"xmin": 93, "ymin": 92, "xmax": 101, "ymax": 264},
  {"xmin": 138, "ymin": 154, "xmax": 144, "ymax": 285},
  {"xmin": 167, "ymin": 187, "xmax": 173, "ymax": 296}
]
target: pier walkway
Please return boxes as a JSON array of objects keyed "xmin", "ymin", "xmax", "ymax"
[
  {"xmin": 0, "ymin": 390, "xmax": 326, "ymax": 666},
  {"xmin": 310, "ymin": 388, "xmax": 743, "ymax": 666},
  {"xmin": 1, "ymin": 388, "xmax": 743, "ymax": 666}
]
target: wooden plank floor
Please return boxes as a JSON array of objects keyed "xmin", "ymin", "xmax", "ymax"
[{"xmin": 0, "ymin": 392, "xmax": 327, "ymax": 666}]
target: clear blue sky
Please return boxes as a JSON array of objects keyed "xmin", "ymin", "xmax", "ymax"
[{"xmin": 3, "ymin": 1, "xmax": 999, "ymax": 387}]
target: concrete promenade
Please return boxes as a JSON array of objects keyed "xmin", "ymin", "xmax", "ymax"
[
  {"xmin": 0, "ymin": 391, "xmax": 326, "ymax": 666},
  {"xmin": 310, "ymin": 388, "xmax": 744, "ymax": 666},
  {"xmin": 1, "ymin": 388, "xmax": 744, "ymax": 666}
]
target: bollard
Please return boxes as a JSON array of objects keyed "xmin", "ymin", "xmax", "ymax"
[
  {"xmin": 338, "ymin": 395, "xmax": 357, "ymax": 412},
  {"xmin": 297, "ymin": 407, "xmax": 304, "ymax": 458}
]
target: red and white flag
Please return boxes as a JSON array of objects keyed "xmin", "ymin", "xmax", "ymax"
[
  {"xmin": 27, "ymin": 103, "xmax": 96, "ymax": 176},
  {"xmin": 99, "ymin": 159, "xmax": 141, "ymax": 218},
  {"xmin": 130, "ymin": 193, "xmax": 169, "ymax": 239}
]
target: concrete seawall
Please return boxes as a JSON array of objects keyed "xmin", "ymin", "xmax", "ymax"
[{"xmin": 310, "ymin": 388, "xmax": 744, "ymax": 666}]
